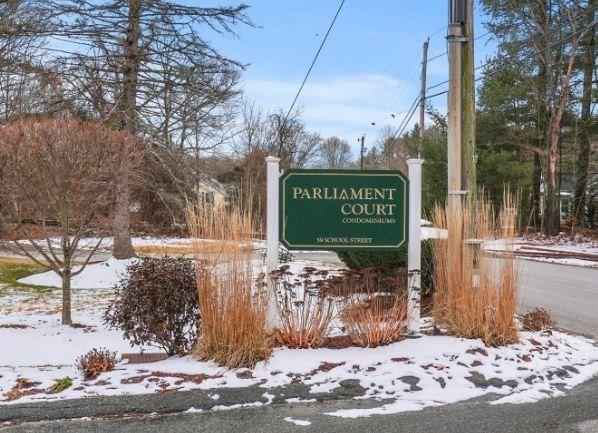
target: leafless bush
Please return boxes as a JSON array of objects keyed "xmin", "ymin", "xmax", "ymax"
[
  {"xmin": 271, "ymin": 266, "xmax": 335, "ymax": 349},
  {"xmin": 340, "ymin": 292, "xmax": 407, "ymax": 348},
  {"xmin": 319, "ymin": 268, "xmax": 407, "ymax": 298},
  {"xmin": 76, "ymin": 348, "xmax": 118, "ymax": 380},
  {"xmin": 520, "ymin": 308, "xmax": 555, "ymax": 331}
]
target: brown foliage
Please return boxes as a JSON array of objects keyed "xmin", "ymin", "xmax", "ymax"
[
  {"xmin": 340, "ymin": 293, "xmax": 407, "ymax": 348},
  {"xmin": 0, "ymin": 118, "xmax": 139, "ymax": 229},
  {"xmin": 319, "ymin": 268, "xmax": 407, "ymax": 298},
  {"xmin": 520, "ymin": 308, "xmax": 555, "ymax": 332},
  {"xmin": 0, "ymin": 117, "xmax": 140, "ymax": 324},
  {"xmin": 76, "ymin": 348, "xmax": 118, "ymax": 380},
  {"xmin": 335, "ymin": 269, "xmax": 408, "ymax": 348},
  {"xmin": 104, "ymin": 258, "xmax": 200, "ymax": 356}
]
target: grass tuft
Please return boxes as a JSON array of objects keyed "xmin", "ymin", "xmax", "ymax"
[{"xmin": 49, "ymin": 376, "xmax": 73, "ymax": 394}]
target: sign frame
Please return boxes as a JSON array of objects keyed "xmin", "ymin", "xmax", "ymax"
[{"xmin": 279, "ymin": 168, "xmax": 409, "ymax": 251}]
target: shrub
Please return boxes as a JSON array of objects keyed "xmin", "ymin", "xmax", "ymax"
[
  {"xmin": 76, "ymin": 348, "xmax": 117, "ymax": 380},
  {"xmin": 272, "ymin": 266, "xmax": 335, "ymax": 348},
  {"xmin": 336, "ymin": 240, "xmax": 435, "ymax": 293},
  {"xmin": 49, "ymin": 377, "xmax": 72, "ymax": 394},
  {"xmin": 520, "ymin": 308, "xmax": 555, "ymax": 331},
  {"xmin": 319, "ymin": 268, "xmax": 407, "ymax": 297},
  {"xmin": 104, "ymin": 258, "xmax": 200, "ymax": 356},
  {"xmin": 337, "ymin": 246, "xmax": 407, "ymax": 274}
]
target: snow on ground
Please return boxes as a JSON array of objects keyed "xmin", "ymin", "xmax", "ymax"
[
  {"xmin": 2, "ymin": 259, "xmax": 598, "ymax": 416},
  {"xmin": 284, "ymin": 417, "xmax": 312, "ymax": 426},
  {"xmin": 485, "ymin": 235, "xmax": 598, "ymax": 268},
  {"xmin": 17, "ymin": 258, "xmax": 137, "ymax": 289}
]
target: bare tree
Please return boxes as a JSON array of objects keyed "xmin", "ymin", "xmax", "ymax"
[
  {"xmin": 268, "ymin": 110, "xmax": 321, "ymax": 169},
  {"xmin": 366, "ymin": 125, "xmax": 412, "ymax": 173},
  {"xmin": 0, "ymin": 1, "xmax": 54, "ymax": 121},
  {"xmin": 0, "ymin": 118, "xmax": 140, "ymax": 325},
  {"xmin": 317, "ymin": 136, "xmax": 353, "ymax": 168},
  {"xmin": 33, "ymin": 0, "xmax": 252, "ymax": 257}
]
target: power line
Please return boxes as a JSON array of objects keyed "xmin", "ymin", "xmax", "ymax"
[
  {"xmin": 391, "ymin": 90, "xmax": 448, "ymax": 139},
  {"xmin": 392, "ymin": 95, "xmax": 420, "ymax": 137},
  {"xmin": 282, "ymin": 0, "xmax": 346, "ymax": 123},
  {"xmin": 426, "ymin": 31, "xmax": 493, "ymax": 63},
  {"xmin": 425, "ymin": 4, "xmax": 598, "ymax": 93}
]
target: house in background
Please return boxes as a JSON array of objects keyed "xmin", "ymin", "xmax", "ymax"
[
  {"xmin": 195, "ymin": 178, "xmax": 230, "ymax": 207},
  {"xmin": 538, "ymin": 172, "xmax": 598, "ymax": 226}
]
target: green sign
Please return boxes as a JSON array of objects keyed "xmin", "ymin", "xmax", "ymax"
[{"xmin": 279, "ymin": 169, "xmax": 408, "ymax": 251}]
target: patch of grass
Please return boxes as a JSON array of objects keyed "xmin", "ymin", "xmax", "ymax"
[
  {"xmin": 49, "ymin": 376, "xmax": 73, "ymax": 394},
  {"xmin": 0, "ymin": 258, "xmax": 53, "ymax": 293}
]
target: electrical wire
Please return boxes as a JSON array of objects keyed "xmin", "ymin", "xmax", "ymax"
[
  {"xmin": 282, "ymin": 0, "xmax": 347, "ymax": 124},
  {"xmin": 425, "ymin": 4, "xmax": 598, "ymax": 93}
]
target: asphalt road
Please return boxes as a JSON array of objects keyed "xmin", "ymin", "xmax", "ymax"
[
  {"xmin": 4, "ymin": 377, "xmax": 598, "ymax": 433},
  {"xmin": 517, "ymin": 259, "xmax": 598, "ymax": 337}
]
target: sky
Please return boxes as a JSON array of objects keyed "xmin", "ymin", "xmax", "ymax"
[{"xmin": 202, "ymin": 0, "xmax": 498, "ymax": 154}]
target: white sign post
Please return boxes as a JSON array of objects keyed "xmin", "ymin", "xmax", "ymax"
[
  {"xmin": 265, "ymin": 156, "xmax": 280, "ymax": 332},
  {"xmin": 407, "ymin": 158, "xmax": 423, "ymax": 334}
]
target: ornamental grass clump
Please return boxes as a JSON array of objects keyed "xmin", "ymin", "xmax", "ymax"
[
  {"xmin": 431, "ymin": 192, "xmax": 518, "ymax": 346},
  {"xmin": 187, "ymin": 202, "xmax": 272, "ymax": 368},
  {"xmin": 338, "ymin": 271, "xmax": 408, "ymax": 347}
]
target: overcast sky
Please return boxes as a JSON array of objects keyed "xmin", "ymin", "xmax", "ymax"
[{"xmin": 203, "ymin": 0, "xmax": 498, "ymax": 153}]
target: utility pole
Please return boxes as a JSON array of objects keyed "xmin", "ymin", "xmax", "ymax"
[
  {"xmin": 461, "ymin": 0, "xmax": 476, "ymax": 199},
  {"xmin": 359, "ymin": 134, "xmax": 366, "ymax": 169},
  {"xmin": 446, "ymin": 0, "xmax": 475, "ymax": 208},
  {"xmin": 418, "ymin": 38, "xmax": 429, "ymax": 158}
]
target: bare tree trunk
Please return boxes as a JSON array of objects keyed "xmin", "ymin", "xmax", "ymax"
[
  {"xmin": 113, "ymin": 0, "xmax": 141, "ymax": 259},
  {"xmin": 546, "ymin": 121, "xmax": 560, "ymax": 235},
  {"xmin": 532, "ymin": 153, "xmax": 542, "ymax": 228},
  {"xmin": 536, "ymin": 59, "xmax": 549, "ymax": 232},
  {"xmin": 545, "ymin": 33, "xmax": 579, "ymax": 235},
  {"xmin": 62, "ymin": 269, "xmax": 72, "ymax": 325},
  {"xmin": 573, "ymin": 0, "xmax": 596, "ymax": 228},
  {"xmin": 113, "ymin": 175, "xmax": 135, "ymax": 258}
]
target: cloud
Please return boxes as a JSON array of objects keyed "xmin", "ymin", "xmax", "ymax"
[{"xmin": 243, "ymin": 74, "xmax": 421, "ymax": 145}]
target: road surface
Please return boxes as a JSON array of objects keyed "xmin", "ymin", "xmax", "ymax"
[
  {"xmin": 517, "ymin": 259, "xmax": 598, "ymax": 337},
  {"xmin": 3, "ymin": 377, "xmax": 598, "ymax": 433}
]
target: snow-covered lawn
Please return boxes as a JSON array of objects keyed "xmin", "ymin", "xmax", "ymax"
[
  {"xmin": 2, "ymin": 254, "xmax": 598, "ymax": 417},
  {"xmin": 17, "ymin": 258, "xmax": 136, "ymax": 289}
]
